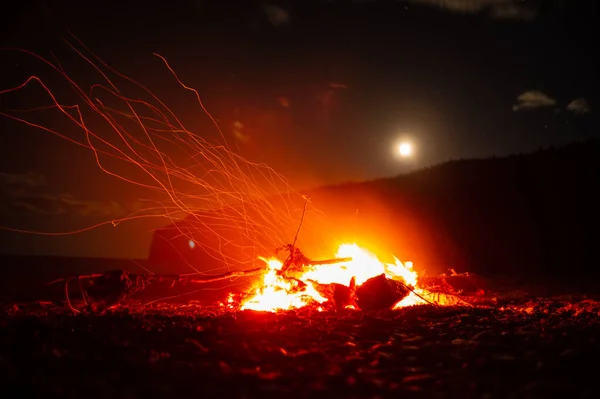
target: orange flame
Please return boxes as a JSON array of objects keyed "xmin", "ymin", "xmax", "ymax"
[{"xmin": 241, "ymin": 243, "xmax": 430, "ymax": 312}]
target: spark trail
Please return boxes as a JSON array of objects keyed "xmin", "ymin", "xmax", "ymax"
[{"xmin": 0, "ymin": 37, "xmax": 322, "ymax": 274}]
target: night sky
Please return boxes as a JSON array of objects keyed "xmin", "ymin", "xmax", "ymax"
[{"xmin": 0, "ymin": 0, "xmax": 598, "ymax": 258}]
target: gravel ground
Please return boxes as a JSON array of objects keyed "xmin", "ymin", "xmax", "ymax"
[{"xmin": 2, "ymin": 295, "xmax": 600, "ymax": 399}]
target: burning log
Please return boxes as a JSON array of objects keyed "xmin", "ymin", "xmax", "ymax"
[
  {"xmin": 276, "ymin": 244, "xmax": 352, "ymax": 276},
  {"xmin": 355, "ymin": 274, "xmax": 411, "ymax": 311},
  {"xmin": 310, "ymin": 277, "xmax": 357, "ymax": 310},
  {"xmin": 188, "ymin": 267, "xmax": 267, "ymax": 283}
]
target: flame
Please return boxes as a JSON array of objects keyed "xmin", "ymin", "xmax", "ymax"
[
  {"xmin": 241, "ymin": 257, "xmax": 328, "ymax": 311},
  {"xmin": 241, "ymin": 243, "xmax": 430, "ymax": 312}
]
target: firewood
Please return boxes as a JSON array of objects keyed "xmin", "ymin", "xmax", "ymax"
[
  {"xmin": 355, "ymin": 274, "xmax": 410, "ymax": 311},
  {"xmin": 310, "ymin": 278, "xmax": 357, "ymax": 310}
]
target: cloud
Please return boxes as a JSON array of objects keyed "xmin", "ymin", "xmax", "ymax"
[
  {"xmin": 5, "ymin": 190, "xmax": 124, "ymax": 216},
  {"xmin": 512, "ymin": 90, "xmax": 557, "ymax": 111},
  {"xmin": 0, "ymin": 171, "xmax": 123, "ymax": 217},
  {"xmin": 0, "ymin": 171, "xmax": 46, "ymax": 187},
  {"xmin": 489, "ymin": 3, "xmax": 537, "ymax": 21},
  {"xmin": 405, "ymin": 0, "xmax": 538, "ymax": 20},
  {"xmin": 263, "ymin": 5, "xmax": 290, "ymax": 27},
  {"xmin": 566, "ymin": 98, "xmax": 591, "ymax": 115}
]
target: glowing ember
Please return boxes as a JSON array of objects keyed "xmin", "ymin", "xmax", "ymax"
[{"xmin": 241, "ymin": 243, "xmax": 432, "ymax": 312}]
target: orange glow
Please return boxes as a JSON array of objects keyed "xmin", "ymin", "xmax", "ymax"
[
  {"xmin": 241, "ymin": 243, "xmax": 436, "ymax": 312},
  {"xmin": 0, "ymin": 40, "xmax": 320, "ymax": 274}
]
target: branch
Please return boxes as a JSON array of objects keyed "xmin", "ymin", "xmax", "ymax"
[
  {"xmin": 187, "ymin": 267, "xmax": 266, "ymax": 284},
  {"xmin": 308, "ymin": 257, "xmax": 352, "ymax": 266}
]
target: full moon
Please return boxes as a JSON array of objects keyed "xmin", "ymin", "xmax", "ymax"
[{"xmin": 398, "ymin": 142, "xmax": 412, "ymax": 157}]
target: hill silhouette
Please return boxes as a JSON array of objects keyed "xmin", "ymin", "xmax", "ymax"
[
  {"xmin": 308, "ymin": 139, "xmax": 600, "ymax": 278},
  {"xmin": 148, "ymin": 138, "xmax": 600, "ymax": 281}
]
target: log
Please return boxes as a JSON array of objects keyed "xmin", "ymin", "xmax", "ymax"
[
  {"xmin": 355, "ymin": 274, "xmax": 410, "ymax": 311},
  {"xmin": 310, "ymin": 277, "xmax": 356, "ymax": 310},
  {"xmin": 188, "ymin": 267, "xmax": 266, "ymax": 284}
]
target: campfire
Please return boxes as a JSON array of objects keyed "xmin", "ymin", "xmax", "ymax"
[
  {"xmin": 39, "ymin": 240, "xmax": 490, "ymax": 314},
  {"xmin": 237, "ymin": 243, "xmax": 425, "ymax": 312},
  {"xmin": 210, "ymin": 242, "xmax": 488, "ymax": 313}
]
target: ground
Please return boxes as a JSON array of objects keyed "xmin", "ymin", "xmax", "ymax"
[{"xmin": 2, "ymin": 291, "xmax": 600, "ymax": 398}]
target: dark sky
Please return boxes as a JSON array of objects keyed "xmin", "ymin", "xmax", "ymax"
[{"xmin": 0, "ymin": 0, "xmax": 598, "ymax": 258}]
